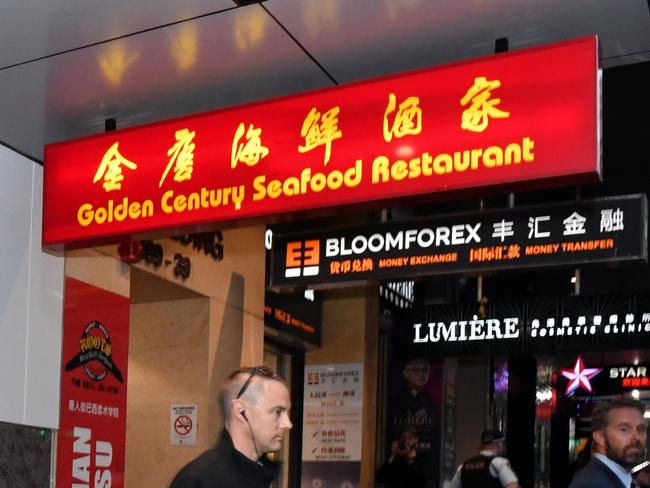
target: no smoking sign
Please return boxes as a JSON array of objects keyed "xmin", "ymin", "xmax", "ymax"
[{"xmin": 171, "ymin": 404, "xmax": 197, "ymax": 445}]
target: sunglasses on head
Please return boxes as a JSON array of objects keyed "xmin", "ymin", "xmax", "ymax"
[{"xmin": 236, "ymin": 366, "xmax": 277, "ymax": 399}]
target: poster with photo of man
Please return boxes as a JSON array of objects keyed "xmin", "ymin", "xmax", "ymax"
[{"xmin": 386, "ymin": 355, "xmax": 441, "ymax": 488}]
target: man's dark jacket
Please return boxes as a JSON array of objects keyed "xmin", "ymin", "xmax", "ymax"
[
  {"xmin": 376, "ymin": 454, "xmax": 428, "ymax": 488},
  {"xmin": 569, "ymin": 457, "xmax": 627, "ymax": 488},
  {"xmin": 169, "ymin": 429, "xmax": 280, "ymax": 488}
]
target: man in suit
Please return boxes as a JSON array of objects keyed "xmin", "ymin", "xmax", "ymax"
[{"xmin": 569, "ymin": 397, "xmax": 647, "ymax": 488}]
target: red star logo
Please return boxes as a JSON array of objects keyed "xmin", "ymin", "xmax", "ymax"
[{"xmin": 560, "ymin": 356, "xmax": 602, "ymax": 395}]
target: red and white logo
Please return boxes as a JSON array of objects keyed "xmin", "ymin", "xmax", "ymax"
[
  {"xmin": 561, "ymin": 356, "xmax": 602, "ymax": 395},
  {"xmin": 285, "ymin": 240, "xmax": 320, "ymax": 278}
]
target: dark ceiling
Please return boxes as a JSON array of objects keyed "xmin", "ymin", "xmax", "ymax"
[{"xmin": 0, "ymin": 0, "xmax": 649, "ymax": 163}]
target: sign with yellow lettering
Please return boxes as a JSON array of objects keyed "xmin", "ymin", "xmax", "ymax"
[{"xmin": 43, "ymin": 37, "xmax": 600, "ymax": 247}]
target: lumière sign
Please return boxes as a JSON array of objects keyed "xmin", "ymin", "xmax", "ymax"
[
  {"xmin": 44, "ymin": 37, "xmax": 599, "ymax": 247},
  {"xmin": 400, "ymin": 294, "xmax": 650, "ymax": 355},
  {"xmin": 413, "ymin": 317, "xmax": 520, "ymax": 343}
]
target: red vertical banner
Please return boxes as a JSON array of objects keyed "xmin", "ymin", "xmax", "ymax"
[{"xmin": 56, "ymin": 277, "xmax": 130, "ymax": 488}]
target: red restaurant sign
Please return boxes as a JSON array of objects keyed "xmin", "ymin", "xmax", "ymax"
[{"xmin": 43, "ymin": 36, "xmax": 600, "ymax": 246}]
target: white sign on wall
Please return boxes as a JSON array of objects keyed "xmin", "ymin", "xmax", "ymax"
[
  {"xmin": 302, "ymin": 363, "xmax": 364, "ymax": 461},
  {"xmin": 170, "ymin": 404, "xmax": 197, "ymax": 446}
]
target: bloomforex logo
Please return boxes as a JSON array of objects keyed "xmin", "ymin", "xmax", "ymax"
[{"xmin": 285, "ymin": 240, "xmax": 320, "ymax": 278}]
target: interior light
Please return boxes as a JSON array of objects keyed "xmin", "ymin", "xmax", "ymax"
[
  {"xmin": 644, "ymin": 410, "xmax": 650, "ymax": 419},
  {"xmin": 570, "ymin": 276, "xmax": 577, "ymax": 284},
  {"xmin": 632, "ymin": 389, "xmax": 640, "ymax": 400}
]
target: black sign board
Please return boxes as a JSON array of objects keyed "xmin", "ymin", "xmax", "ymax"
[
  {"xmin": 396, "ymin": 294, "xmax": 650, "ymax": 356},
  {"xmin": 269, "ymin": 195, "xmax": 647, "ymax": 287},
  {"xmin": 264, "ymin": 291, "xmax": 321, "ymax": 348}
]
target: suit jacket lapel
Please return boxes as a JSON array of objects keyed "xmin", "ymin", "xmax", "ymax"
[{"xmin": 593, "ymin": 457, "xmax": 628, "ymax": 488}]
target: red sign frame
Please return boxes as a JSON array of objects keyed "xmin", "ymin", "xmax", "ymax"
[
  {"xmin": 56, "ymin": 278, "xmax": 130, "ymax": 488},
  {"xmin": 44, "ymin": 36, "xmax": 600, "ymax": 246}
]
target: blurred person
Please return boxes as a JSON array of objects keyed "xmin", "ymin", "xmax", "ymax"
[
  {"xmin": 169, "ymin": 366, "xmax": 292, "ymax": 488},
  {"xmin": 569, "ymin": 437, "xmax": 594, "ymax": 479},
  {"xmin": 449, "ymin": 429, "xmax": 520, "ymax": 488},
  {"xmin": 376, "ymin": 427, "xmax": 427, "ymax": 488},
  {"xmin": 569, "ymin": 397, "xmax": 647, "ymax": 488}
]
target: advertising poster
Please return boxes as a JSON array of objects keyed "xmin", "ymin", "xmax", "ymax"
[
  {"xmin": 386, "ymin": 353, "xmax": 442, "ymax": 488},
  {"xmin": 301, "ymin": 363, "xmax": 364, "ymax": 487},
  {"xmin": 56, "ymin": 277, "xmax": 130, "ymax": 488}
]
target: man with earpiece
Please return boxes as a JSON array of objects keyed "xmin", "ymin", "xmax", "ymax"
[{"xmin": 169, "ymin": 366, "xmax": 293, "ymax": 488}]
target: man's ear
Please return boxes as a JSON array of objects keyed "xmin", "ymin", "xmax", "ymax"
[
  {"xmin": 593, "ymin": 430, "xmax": 605, "ymax": 451},
  {"xmin": 232, "ymin": 399, "xmax": 247, "ymax": 422}
]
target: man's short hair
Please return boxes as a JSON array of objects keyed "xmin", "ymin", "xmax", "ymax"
[
  {"xmin": 400, "ymin": 427, "xmax": 418, "ymax": 438},
  {"xmin": 481, "ymin": 429, "xmax": 506, "ymax": 444},
  {"xmin": 403, "ymin": 357, "xmax": 429, "ymax": 369},
  {"xmin": 591, "ymin": 397, "xmax": 645, "ymax": 432},
  {"xmin": 219, "ymin": 366, "xmax": 286, "ymax": 419}
]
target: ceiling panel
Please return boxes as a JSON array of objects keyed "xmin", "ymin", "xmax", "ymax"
[
  {"xmin": 0, "ymin": 0, "xmax": 235, "ymax": 68},
  {"xmin": 1, "ymin": 0, "xmax": 649, "ymax": 162},
  {"xmin": 267, "ymin": 0, "xmax": 650, "ymax": 83},
  {"xmin": 0, "ymin": 5, "xmax": 333, "ymax": 160}
]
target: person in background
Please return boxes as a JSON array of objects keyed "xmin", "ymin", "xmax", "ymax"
[
  {"xmin": 569, "ymin": 437, "xmax": 594, "ymax": 479},
  {"xmin": 449, "ymin": 429, "xmax": 520, "ymax": 488},
  {"xmin": 569, "ymin": 397, "xmax": 647, "ymax": 488},
  {"xmin": 376, "ymin": 427, "xmax": 428, "ymax": 488},
  {"xmin": 169, "ymin": 366, "xmax": 292, "ymax": 488}
]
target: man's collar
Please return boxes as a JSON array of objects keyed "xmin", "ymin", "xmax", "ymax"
[
  {"xmin": 479, "ymin": 449, "xmax": 497, "ymax": 457},
  {"xmin": 219, "ymin": 428, "xmax": 281, "ymax": 477},
  {"xmin": 594, "ymin": 453, "xmax": 633, "ymax": 487}
]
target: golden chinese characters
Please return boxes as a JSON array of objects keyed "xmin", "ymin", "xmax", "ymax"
[
  {"xmin": 231, "ymin": 122, "xmax": 269, "ymax": 168},
  {"xmin": 159, "ymin": 128, "xmax": 196, "ymax": 188},
  {"xmin": 460, "ymin": 77, "xmax": 510, "ymax": 133},
  {"xmin": 93, "ymin": 142, "xmax": 138, "ymax": 192},
  {"xmin": 298, "ymin": 106, "xmax": 342, "ymax": 166},
  {"xmin": 383, "ymin": 92, "xmax": 422, "ymax": 142}
]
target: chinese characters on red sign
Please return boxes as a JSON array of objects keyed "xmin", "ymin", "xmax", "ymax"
[{"xmin": 44, "ymin": 37, "xmax": 599, "ymax": 246}]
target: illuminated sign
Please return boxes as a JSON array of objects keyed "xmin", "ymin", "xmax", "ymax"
[
  {"xmin": 396, "ymin": 294, "xmax": 650, "ymax": 355},
  {"xmin": 269, "ymin": 195, "xmax": 646, "ymax": 286},
  {"xmin": 610, "ymin": 366, "xmax": 647, "ymax": 379},
  {"xmin": 414, "ymin": 317, "xmax": 520, "ymax": 343},
  {"xmin": 264, "ymin": 291, "xmax": 321, "ymax": 347},
  {"xmin": 44, "ymin": 37, "xmax": 599, "ymax": 246},
  {"xmin": 557, "ymin": 364, "xmax": 650, "ymax": 396},
  {"xmin": 560, "ymin": 356, "xmax": 602, "ymax": 395},
  {"xmin": 611, "ymin": 366, "xmax": 650, "ymax": 388}
]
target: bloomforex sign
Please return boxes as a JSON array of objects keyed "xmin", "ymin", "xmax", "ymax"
[
  {"xmin": 43, "ymin": 37, "xmax": 599, "ymax": 246},
  {"xmin": 269, "ymin": 194, "xmax": 646, "ymax": 286}
]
